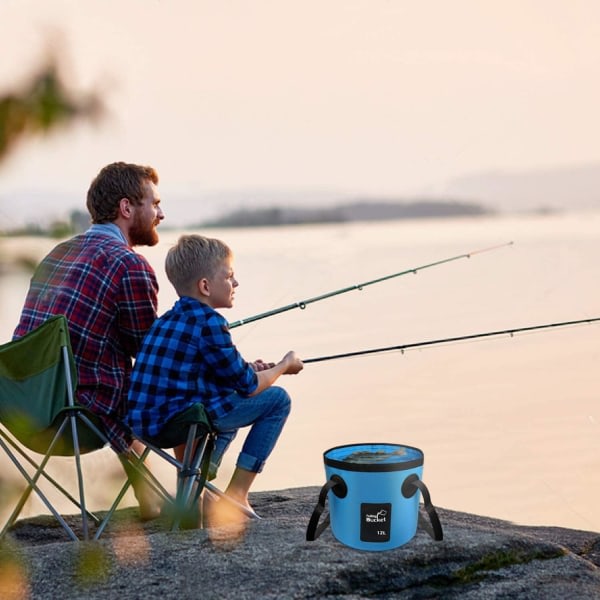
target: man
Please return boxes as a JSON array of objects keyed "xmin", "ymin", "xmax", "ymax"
[{"xmin": 14, "ymin": 162, "xmax": 164, "ymax": 520}]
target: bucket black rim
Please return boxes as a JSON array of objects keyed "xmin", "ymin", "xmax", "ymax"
[{"xmin": 324, "ymin": 442, "xmax": 424, "ymax": 472}]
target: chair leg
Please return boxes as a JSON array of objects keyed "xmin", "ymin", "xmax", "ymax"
[
  {"xmin": 172, "ymin": 428, "xmax": 262, "ymax": 528},
  {"xmin": 0, "ymin": 425, "xmax": 80, "ymax": 542},
  {"xmin": 171, "ymin": 424, "xmax": 206, "ymax": 530},
  {"xmin": 68, "ymin": 412, "xmax": 90, "ymax": 539},
  {"xmin": 0, "ymin": 428, "xmax": 100, "ymax": 525},
  {"xmin": 93, "ymin": 446, "xmax": 174, "ymax": 540},
  {"xmin": 0, "ymin": 409, "xmax": 115, "ymax": 542}
]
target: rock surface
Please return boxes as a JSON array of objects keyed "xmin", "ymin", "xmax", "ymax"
[{"xmin": 1, "ymin": 486, "xmax": 600, "ymax": 599}]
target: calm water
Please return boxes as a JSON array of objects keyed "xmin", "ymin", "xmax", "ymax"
[{"xmin": 1, "ymin": 212, "xmax": 600, "ymax": 532}]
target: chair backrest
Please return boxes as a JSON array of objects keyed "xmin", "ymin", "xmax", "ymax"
[{"xmin": 0, "ymin": 315, "xmax": 78, "ymax": 452}]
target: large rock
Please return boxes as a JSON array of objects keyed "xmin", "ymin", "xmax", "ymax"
[{"xmin": 1, "ymin": 486, "xmax": 599, "ymax": 599}]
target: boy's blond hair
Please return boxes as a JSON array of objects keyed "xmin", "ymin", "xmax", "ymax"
[{"xmin": 165, "ymin": 234, "xmax": 232, "ymax": 297}]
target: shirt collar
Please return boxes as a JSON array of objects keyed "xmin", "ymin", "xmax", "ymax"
[{"xmin": 87, "ymin": 223, "xmax": 128, "ymax": 245}]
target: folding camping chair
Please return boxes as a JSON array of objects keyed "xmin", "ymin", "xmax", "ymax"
[
  {"xmin": 0, "ymin": 315, "xmax": 258, "ymax": 541},
  {"xmin": 98, "ymin": 404, "xmax": 261, "ymax": 536},
  {"xmin": 0, "ymin": 315, "xmax": 116, "ymax": 541}
]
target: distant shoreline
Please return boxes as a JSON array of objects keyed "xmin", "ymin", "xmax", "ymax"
[
  {"xmin": 201, "ymin": 199, "xmax": 491, "ymax": 228},
  {"xmin": 0, "ymin": 198, "xmax": 563, "ymax": 238}
]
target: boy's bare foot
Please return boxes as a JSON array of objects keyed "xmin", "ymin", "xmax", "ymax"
[{"xmin": 203, "ymin": 492, "xmax": 252, "ymax": 544}]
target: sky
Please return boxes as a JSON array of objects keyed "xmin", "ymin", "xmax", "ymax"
[{"xmin": 1, "ymin": 0, "xmax": 599, "ymax": 226}]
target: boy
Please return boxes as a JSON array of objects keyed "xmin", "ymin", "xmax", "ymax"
[{"xmin": 127, "ymin": 234, "xmax": 303, "ymax": 519}]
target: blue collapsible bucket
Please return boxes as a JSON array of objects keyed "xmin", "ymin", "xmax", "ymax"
[{"xmin": 306, "ymin": 443, "xmax": 443, "ymax": 551}]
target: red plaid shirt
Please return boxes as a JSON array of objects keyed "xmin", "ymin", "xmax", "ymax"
[{"xmin": 13, "ymin": 227, "xmax": 158, "ymax": 451}]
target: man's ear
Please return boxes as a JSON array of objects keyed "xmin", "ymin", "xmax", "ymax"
[{"xmin": 119, "ymin": 198, "xmax": 132, "ymax": 219}]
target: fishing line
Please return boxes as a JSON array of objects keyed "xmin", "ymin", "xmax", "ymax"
[
  {"xmin": 304, "ymin": 316, "xmax": 600, "ymax": 363},
  {"xmin": 229, "ymin": 241, "xmax": 513, "ymax": 329}
]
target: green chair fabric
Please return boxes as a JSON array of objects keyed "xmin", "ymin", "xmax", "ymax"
[
  {"xmin": 0, "ymin": 315, "xmax": 113, "ymax": 541},
  {"xmin": 142, "ymin": 403, "xmax": 212, "ymax": 449},
  {"xmin": 0, "ymin": 315, "xmax": 105, "ymax": 455},
  {"xmin": 0, "ymin": 316, "xmax": 75, "ymax": 446}
]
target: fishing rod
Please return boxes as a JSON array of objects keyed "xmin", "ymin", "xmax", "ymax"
[
  {"xmin": 303, "ymin": 317, "xmax": 600, "ymax": 363},
  {"xmin": 229, "ymin": 241, "xmax": 514, "ymax": 329}
]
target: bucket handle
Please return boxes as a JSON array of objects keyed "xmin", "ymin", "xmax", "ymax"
[
  {"xmin": 402, "ymin": 474, "xmax": 444, "ymax": 541},
  {"xmin": 306, "ymin": 475, "xmax": 347, "ymax": 541},
  {"xmin": 306, "ymin": 473, "xmax": 444, "ymax": 543}
]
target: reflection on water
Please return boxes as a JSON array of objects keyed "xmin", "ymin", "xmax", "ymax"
[
  {"xmin": 328, "ymin": 444, "xmax": 417, "ymax": 465},
  {"xmin": 343, "ymin": 447, "xmax": 408, "ymax": 464},
  {"xmin": 1, "ymin": 213, "xmax": 600, "ymax": 532}
]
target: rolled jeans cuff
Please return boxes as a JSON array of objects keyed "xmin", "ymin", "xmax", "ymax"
[{"xmin": 237, "ymin": 451, "xmax": 265, "ymax": 474}]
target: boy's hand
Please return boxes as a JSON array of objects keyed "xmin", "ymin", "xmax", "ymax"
[
  {"xmin": 281, "ymin": 351, "xmax": 304, "ymax": 375},
  {"xmin": 251, "ymin": 359, "xmax": 275, "ymax": 372}
]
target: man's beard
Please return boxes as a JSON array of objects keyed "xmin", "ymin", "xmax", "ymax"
[{"xmin": 129, "ymin": 214, "xmax": 159, "ymax": 247}]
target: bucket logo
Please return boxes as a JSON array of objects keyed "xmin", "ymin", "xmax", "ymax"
[
  {"xmin": 360, "ymin": 503, "xmax": 392, "ymax": 543},
  {"xmin": 365, "ymin": 509, "xmax": 388, "ymax": 523}
]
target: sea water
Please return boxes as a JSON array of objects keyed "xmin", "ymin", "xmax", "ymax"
[{"xmin": 1, "ymin": 212, "xmax": 600, "ymax": 532}]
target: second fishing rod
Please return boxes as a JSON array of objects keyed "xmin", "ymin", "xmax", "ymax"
[
  {"xmin": 302, "ymin": 316, "xmax": 600, "ymax": 364},
  {"xmin": 229, "ymin": 241, "xmax": 514, "ymax": 329}
]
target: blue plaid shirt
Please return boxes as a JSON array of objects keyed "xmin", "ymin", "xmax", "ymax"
[{"xmin": 126, "ymin": 296, "xmax": 258, "ymax": 437}]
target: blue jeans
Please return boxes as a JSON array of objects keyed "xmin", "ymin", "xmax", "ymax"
[{"xmin": 209, "ymin": 386, "xmax": 291, "ymax": 474}]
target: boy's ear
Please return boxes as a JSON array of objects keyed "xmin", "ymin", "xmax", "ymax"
[{"xmin": 197, "ymin": 278, "xmax": 210, "ymax": 297}]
